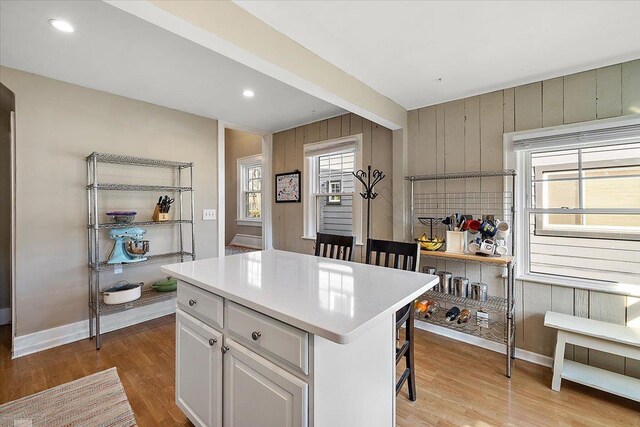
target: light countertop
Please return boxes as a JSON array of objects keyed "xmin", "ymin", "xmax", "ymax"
[{"xmin": 162, "ymin": 249, "xmax": 437, "ymax": 344}]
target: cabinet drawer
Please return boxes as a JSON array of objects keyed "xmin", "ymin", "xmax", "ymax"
[
  {"xmin": 226, "ymin": 302, "xmax": 309, "ymax": 375},
  {"xmin": 177, "ymin": 281, "xmax": 224, "ymax": 329}
]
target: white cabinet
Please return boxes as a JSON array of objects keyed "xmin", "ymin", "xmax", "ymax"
[
  {"xmin": 223, "ymin": 338, "xmax": 308, "ymax": 427},
  {"xmin": 176, "ymin": 309, "xmax": 223, "ymax": 427}
]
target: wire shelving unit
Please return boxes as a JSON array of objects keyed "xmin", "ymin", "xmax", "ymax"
[
  {"xmin": 87, "ymin": 152, "xmax": 195, "ymax": 349},
  {"xmin": 406, "ymin": 169, "xmax": 517, "ymax": 377}
]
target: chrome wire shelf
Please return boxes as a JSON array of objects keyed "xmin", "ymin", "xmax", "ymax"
[
  {"xmin": 87, "ymin": 183, "xmax": 193, "ymax": 192},
  {"xmin": 92, "ymin": 288, "xmax": 176, "ymax": 314},
  {"xmin": 91, "ymin": 251, "xmax": 193, "ymax": 271},
  {"xmin": 415, "ymin": 310, "xmax": 507, "ymax": 344},
  {"xmin": 87, "ymin": 152, "xmax": 192, "ymax": 169},
  {"xmin": 420, "ymin": 290, "xmax": 508, "ymax": 313},
  {"xmin": 406, "ymin": 169, "xmax": 516, "ymax": 182},
  {"xmin": 89, "ymin": 219, "xmax": 194, "ymax": 229}
]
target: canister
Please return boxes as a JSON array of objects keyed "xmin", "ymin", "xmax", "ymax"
[
  {"xmin": 453, "ymin": 276, "xmax": 469, "ymax": 298},
  {"xmin": 437, "ymin": 271, "xmax": 453, "ymax": 294},
  {"xmin": 470, "ymin": 282, "xmax": 488, "ymax": 302},
  {"xmin": 422, "ymin": 266, "xmax": 437, "ymax": 275}
]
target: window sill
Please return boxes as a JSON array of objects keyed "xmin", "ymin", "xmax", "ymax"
[
  {"xmin": 516, "ymin": 272, "xmax": 640, "ymax": 298},
  {"xmin": 236, "ymin": 219, "xmax": 262, "ymax": 227},
  {"xmin": 301, "ymin": 235, "xmax": 364, "ymax": 246}
]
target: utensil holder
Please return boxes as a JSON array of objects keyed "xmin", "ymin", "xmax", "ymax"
[
  {"xmin": 445, "ymin": 231, "xmax": 467, "ymax": 254},
  {"xmin": 152, "ymin": 205, "xmax": 169, "ymax": 222}
]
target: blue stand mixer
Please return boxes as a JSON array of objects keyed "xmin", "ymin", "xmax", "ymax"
[{"xmin": 107, "ymin": 226, "xmax": 150, "ymax": 264}]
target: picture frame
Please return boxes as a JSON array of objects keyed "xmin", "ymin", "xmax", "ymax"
[{"xmin": 275, "ymin": 170, "xmax": 301, "ymax": 203}]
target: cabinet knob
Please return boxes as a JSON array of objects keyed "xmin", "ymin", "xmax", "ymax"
[
  {"xmin": 209, "ymin": 338, "xmax": 217, "ymax": 346},
  {"xmin": 251, "ymin": 331, "xmax": 262, "ymax": 341},
  {"xmin": 221, "ymin": 345, "xmax": 230, "ymax": 354},
  {"xmin": 189, "ymin": 299, "xmax": 196, "ymax": 306}
]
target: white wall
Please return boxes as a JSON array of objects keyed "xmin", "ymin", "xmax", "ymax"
[{"xmin": 0, "ymin": 66, "xmax": 218, "ymax": 336}]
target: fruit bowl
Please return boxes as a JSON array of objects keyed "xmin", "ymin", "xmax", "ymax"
[{"xmin": 415, "ymin": 234, "xmax": 444, "ymax": 251}]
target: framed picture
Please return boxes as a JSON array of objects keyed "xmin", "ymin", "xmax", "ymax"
[{"xmin": 275, "ymin": 170, "xmax": 301, "ymax": 203}]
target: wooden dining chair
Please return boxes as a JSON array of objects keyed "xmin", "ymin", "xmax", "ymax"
[
  {"xmin": 365, "ymin": 238, "xmax": 420, "ymax": 401},
  {"xmin": 314, "ymin": 233, "xmax": 355, "ymax": 262}
]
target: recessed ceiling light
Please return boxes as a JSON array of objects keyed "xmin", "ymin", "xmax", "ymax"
[
  {"xmin": 49, "ymin": 19, "xmax": 74, "ymax": 33},
  {"xmin": 242, "ymin": 89, "xmax": 255, "ymax": 98}
]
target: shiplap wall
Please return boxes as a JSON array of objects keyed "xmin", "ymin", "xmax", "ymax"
[
  {"xmin": 272, "ymin": 113, "xmax": 393, "ymax": 261},
  {"xmin": 408, "ymin": 59, "xmax": 640, "ymax": 378}
]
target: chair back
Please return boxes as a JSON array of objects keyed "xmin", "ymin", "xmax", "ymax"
[
  {"xmin": 365, "ymin": 238, "xmax": 420, "ymax": 272},
  {"xmin": 314, "ymin": 233, "xmax": 355, "ymax": 262}
]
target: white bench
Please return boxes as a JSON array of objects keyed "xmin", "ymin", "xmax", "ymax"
[{"xmin": 544, "ymin": 311, "xmax": 640, "ymax": 402}]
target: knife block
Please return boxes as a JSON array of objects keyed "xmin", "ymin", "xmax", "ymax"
[{"xmin": 153, "ymin": 205, "xmax": 169, "ymax": 222}]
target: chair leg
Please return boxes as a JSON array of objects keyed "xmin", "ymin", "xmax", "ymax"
[{"xmin": 406, "ymin": 310, "xmax": 416, "ymax": 401}]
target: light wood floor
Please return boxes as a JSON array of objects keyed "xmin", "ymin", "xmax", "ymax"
[{"xmin": 1, "ymin": 316, "xmax": 638, "ymax": 426}]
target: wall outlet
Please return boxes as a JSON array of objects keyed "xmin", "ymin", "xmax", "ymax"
[{"xmin": 203, "ymin": 209, "xmax": 216, "ymax": 221}]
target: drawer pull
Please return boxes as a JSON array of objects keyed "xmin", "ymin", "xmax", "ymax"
[
  {"xmin": 188, "ymin": 299, "xmax": 197, "ymax": 306},
  {"xmin": 221, "ymin": 345, "xmax": 230, "ymax": 354},
  {"xmin": 251, "ymin": 331, "xmax": 262, "ymax": 341},
  {"xmin": 209, "ymin": 338, "xmax": 217, "ymax": 346}
]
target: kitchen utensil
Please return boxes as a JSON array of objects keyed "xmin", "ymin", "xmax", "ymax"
[
  {"xmin": 470, "ymin": 282, "xmax": 488, "ymax": 302},
  {"xmin": 102, "ymin": 281, "xmax": 142, "ymax": 305},
  {"xmin": 453, "ymin": 276, "xmax": 469, "ymax": 298},
  {"xmin": 478, "ymin": 238, "xmax": 496, "ymax": 256},
  {"xmin": 445, "ymin": 307, "xmax": 460, "ymax": 322},
  {"xmin": 446, "ymin": 231, "xmax": 466, "ymax": 253},
  {"xmin": 125, "ymin": 240, "xmax": 149, "ymax": 256},
  {"xmin": 107, "ymin": 227, "xmax": 148, "ymax": 264},
  {"xmin": 457, "ymin": 309, "xmax": 471, "ymax": 324},
  {"xmin": 437, "ymin": 271, "xmax": 452, "ymax": 294},
  {"xmin": 106, "ymin": 211, "xmax": 137, "ymax": 224}
]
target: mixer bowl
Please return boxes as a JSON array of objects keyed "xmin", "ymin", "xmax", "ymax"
[{"xmin": 125, "ymin": 240, "xmax": 149, "ymax": 256}]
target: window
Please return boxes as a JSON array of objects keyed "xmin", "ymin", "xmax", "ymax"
[
  {"xmin": 237, "ymin": 154, "xmax": 262, "ymax": 226},
  {"xmin": 303, "ymin": 135, "xmax": 363, "ymax": 243},
  {"xmin": 510, "ymin": 116, "xmax": 640, "ymax": 287}
]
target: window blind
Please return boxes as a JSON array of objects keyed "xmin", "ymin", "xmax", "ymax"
[{"xmin": 513, "ymin": 123, "xmax": 640, "ymax": 151}]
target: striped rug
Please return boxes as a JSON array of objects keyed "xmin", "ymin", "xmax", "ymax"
[{"xmin": 0, "ymin": 367, "xmax": 136, "ymax": 426}]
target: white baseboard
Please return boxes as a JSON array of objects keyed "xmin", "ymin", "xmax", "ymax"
[
  {"xmin": 12, "ymin": 299, "xmax": 176, "ymax": 359},
  {"xmin": 230, "ymin": 233, "xmax": 262, "ymax": 249},
  {"xmin": 0, "ymin": 307, "xmax": 10, "ymax": 326},
  {"xmin": 414, "ymin": 320, "xmax": 553, "ymax": 368}
]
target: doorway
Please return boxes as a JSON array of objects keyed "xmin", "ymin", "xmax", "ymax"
[
  {"xmin": 217, "ymin": 124, "xmax": 272, "ymax": 257},
  {"xmin": 0, "ymin": 82, "xmax": 15, "ymax": 353}
]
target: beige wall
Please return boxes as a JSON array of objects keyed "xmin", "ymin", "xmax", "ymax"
[
  {"xmin": 407, "ymin": 59, "xmax": 640, "ymax": 378},
  {"xmin": 272, "ymin": 113, "xmax": 393, "ymax": 261},
  {"xmin": 225, "ymin": 128, "xmax": 262, "ymax": 245},
  {"xmin": 0, "ymin": 66, "xmax": 218, "ymax": 336},
  {"xmin": 0, "ymin": 83, "xmax": 14, "ymax": 312}
]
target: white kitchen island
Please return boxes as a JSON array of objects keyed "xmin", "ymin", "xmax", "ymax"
[{"xmin": 162, "ymin": 249, "xmax": 437, "ymax": 427}]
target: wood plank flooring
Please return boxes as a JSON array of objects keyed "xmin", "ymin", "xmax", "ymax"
[{"xmin": 1, "ymin": 316, "xmax": 638, "ymax": 426}]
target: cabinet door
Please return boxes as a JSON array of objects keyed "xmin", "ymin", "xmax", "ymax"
[
  {"xmin": 223, "ymin": 339, "xmax": 308, "ymax": 427},
  {"xmin": 176, "ymin": 309, "xmax": 223, "ymax": 427}
]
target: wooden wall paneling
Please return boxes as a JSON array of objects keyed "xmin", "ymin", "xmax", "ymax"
[
  {"xmin": 514, "ymin": 279, "xmax": 525, "ymax": 349},
  {"xmin": 542, "ymin": 77, "xmax": 564, "ymax": 127},
  {"xmin": 550, "ymin": 285, "xmax": 575, "ymax": 360},
  {"xmin": 319, "ymin": 119, "xmax": 328, "ymax": 141},
  {"xmin": 419, "ymin": 106, "xmax": 437, "ymax": 192},
  {"xmin": 522, "ymin": 281, "xmax": 555, "ymax": 356},
  {"xmin": 350, "ymin": 113, "xmax": 363, "ymax": 136},
  {"xmin": 283, "ymin": 128, "xmax": 298, "ymax": 251},
  {"xmin": 341, "ymin": 113, "xmax": 350, "ymax": 137},
  {"xmin": 299, "ymin": 123, "xmax": 319, "ymax": 254},
  {"xmin": 596, "ymin": 64, "xmax": 622, "ymax": 119},
  {"xmin": 272, "ymin": 132, "xmax": 286, "ymax": 249},
  {"xmin": 622, "ymin": 59, "xmax": 640, "ymax": 114},
  {"xmin": 503, "ymin": 87, "xmax": 515, "ymax": 134},
  {"xmin": 588, "ymin": 292, "xmax": 626, "ymax": 374},
  {"xmin": 479, "ymin": 91, "xmax": 504, "ymax": 193},
  {"xmin": 372, "ymin": 125, "xmax": 393, "ymax": 241},
  {"xmin": 563, "ymin": 70, "xmax": 597, "ymax": 124},
  {"xmin": 514, "ymin": 82, "xmax": 542, "ymax": 132},
  {"xmin": 464, "ymin": 97, "xmax": 481, "ymax": 282},
  {"xmin": 407, "ymin": 109, "xmax": 420, "ymax": 176},
  {"xmin": 327, "ymin": 116, "xmax": 342, "ymax": 140},
  {"xmin": 573, "ymin": 288, "xmax": 590, "ymax": 364},
  {"xmin": 436, "ymin": 104, "xmax": 446, "ymax": 194},
  {"xmin": 626, "ymin": 297, "xmax": 640, "ymax": 379}
]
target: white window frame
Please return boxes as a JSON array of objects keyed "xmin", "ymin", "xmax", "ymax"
[
  {"xmin": 504, "ymin": 114, "xmax": 640, "ymax": 292},
  {"xmin": 302, "ymin": 135, "xmax": 363, "ymax": 245},
  {"xmin": 237, "ymin": 154, "xmax": 262, "ymax": 227}
]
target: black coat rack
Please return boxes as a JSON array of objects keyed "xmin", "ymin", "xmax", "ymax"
[{"xmin": 352, "ymin": 165, "xmax": 386, "ymax": 242}]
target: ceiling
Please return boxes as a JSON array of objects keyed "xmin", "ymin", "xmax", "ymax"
[
  {"xmin": 0, "ymin": 0, "xmax": 345, "ymax": 133},
  {"xmin": 236, "ymin": 0, "xmax": 640, "ymax": 110}
]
